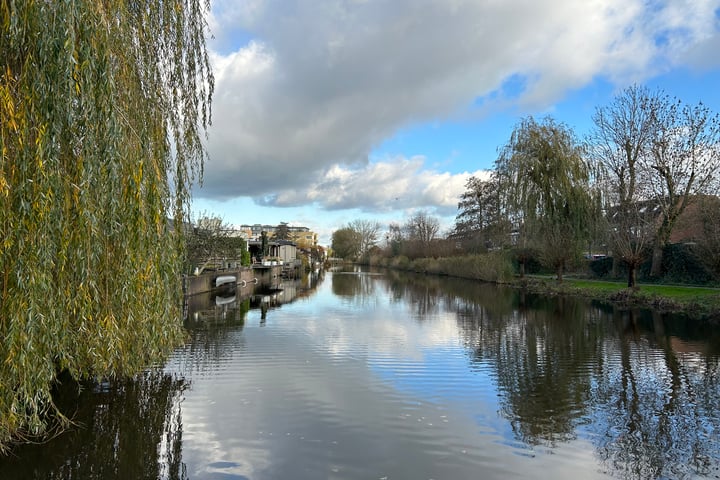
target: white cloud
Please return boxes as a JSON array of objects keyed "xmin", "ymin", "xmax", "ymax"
[
  {"xmin": 257, "ymin": 156, "xmax": 486, "ymax": 216},
  {"xmin": 198, "ymin": 0, "xmax": 720, "ymax": 211}
]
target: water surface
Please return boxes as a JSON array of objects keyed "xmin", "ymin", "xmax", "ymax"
[{"xmin": 2, "ymin": 268, "xmax": 719, "ymax": 479}]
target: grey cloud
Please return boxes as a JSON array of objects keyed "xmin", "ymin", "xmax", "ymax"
[
  {"xmin": 684, "ymin": 34, "xmax": 720, "ymax": 70},
  {"xmin": 198, "ymin": 0, "xmax": 720, "ymax": 206},
  {"xmin": 253, "ymin": 157, "xmax": 485, "ymax": 220}
]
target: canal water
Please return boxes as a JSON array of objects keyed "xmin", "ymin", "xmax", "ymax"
[{"xmin": 2, "ymin": 268, "xmax": 719, "ymax": 479}]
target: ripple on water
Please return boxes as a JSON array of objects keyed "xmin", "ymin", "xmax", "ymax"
[{"xmin": 172, "ymin": 275, "xmax": 720, "ymax": 480}]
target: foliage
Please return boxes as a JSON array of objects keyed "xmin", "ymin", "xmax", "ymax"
[
  {"xmin": 385, "ymin": 222, "xmax": 404, "ymax": 256},
  {"xmin": 509, "ymin": 248, "xmax": 547, "ymax": 275},
  {"xmin": 495, "ymin": 116, "xmax": 593, "ymax": 282},
  {"xmin": 659, "ymin": 244, "xmax": 717, "ymax": 285},
  {"xmin": 409, "ymin": 257, "xmax": 443, "ymax": 274},
  {"xmin": 433, "ymin": 252, "xmax": 514, "ymax": 283},
  {"xmin": 390, "ymin": 255, "xmax": 411, "ymax": 269},
  {"xmin": 589, "ymin": 244, "xmax": 717, "ymax": 286},
  {"xmin": 260, "ymin": 230, "xmax": 269, "ymax": 257},
  {"xmin": 588, "ymin": 257, "xmax": 616, "ymax": 278},
  {"xmin": 0, "ymin": 0, "xmax": 213, "ymax": 446},
  {"xmin": 451, "ymin": 173, "xmax": 510, "ymax": 253},
  {"xmin": 377, "ymin": 252, "xmax": 514, "ymax": 283},
  {"xmin": 275, "ymin": 222, "xmax": 290, "ymax": 240},
  {"xmin": 331, "ymin": 220, "xmax": 382, "ymax": 262},
  {"xmin": 303, "ymin": 245, "xmax": 325, "ymax": 269},
  {"xmin": 241, "ymin": 248, "xmax": 252, "ymax": 266},
  {"xmin": 331, "ymin": 227, "xmax": 361, "ymax": 260}
]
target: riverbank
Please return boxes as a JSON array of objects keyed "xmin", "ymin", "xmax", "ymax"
[
  {"xmin": 182, "ymin": 264, "xmax": 283, "ymax": 296},
  {"xmin": 367, "ymin": 253, "xmax": 720, "ymax": 322},
  {"xmin": 518, "ymin": 276, "xmax": 720, "ymax": 323}
]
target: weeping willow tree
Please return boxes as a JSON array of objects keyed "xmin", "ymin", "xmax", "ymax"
[
  {"xmin": 496, "ymin": 117, "xmax": 594, "ymax": 283},
  {"xmin": 0, "ymin": 0, "xmax": 213, "ymax": 447}
]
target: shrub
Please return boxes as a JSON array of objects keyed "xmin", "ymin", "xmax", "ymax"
[
  {"xmin": 661, "ymin": 243, "xmax": 717, "ymax": 285},
  {"xmin": 588, "ymin": 243, "xmax": 718, "ymax": 285},
  {"xmin": 405, "ymin": 252, "xmax": 514, "ymax": 283},
  {"xmin": 391, "ymin": 255, "xmax": 411, "ymax": 269},
  {"xmin": 589, "ymin": 256, "xmax": 615, "ymax": 278}
]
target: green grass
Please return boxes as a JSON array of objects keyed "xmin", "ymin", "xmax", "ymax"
[
  {"xmin": 521, "ymin": 275, "xmax": 720, "ymax": 320},
  {"xmin": 564, "ymin": 278, "xmax": 720, "ymax": 299}
]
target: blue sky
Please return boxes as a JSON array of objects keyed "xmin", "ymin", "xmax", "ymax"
[{"xmin": 193, "ymin": 0, "xmax": 720, "ymax": 245}]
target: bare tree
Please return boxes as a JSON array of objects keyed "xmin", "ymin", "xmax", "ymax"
[
  {"xmin": 588, "ymin": 85, "xmax": 664, "ymax": 287},
  {"xmin": 606, "ymin": 201, "xmax": 657, "ymax": 287},
  {"xmin": 187, "ymin": 212, "xmax": 247, "ymax": 274},
  {"xmin": 645, "ymin": 100, "xmax": 720, "ymax": 276},
  {"xmin": 405, "ymin": 210, "xmax": 440, "ymax": 243},
  {"xmin": 590, "ymin": 85, "xmax": 720, "ymax": 282},
  {"xmin": 403, "ymin": 211, "xmax": 441, "ymax": 258},
  {"xmin": 348, "ymin": 219, "xmax": 382, "ymax": 259}
]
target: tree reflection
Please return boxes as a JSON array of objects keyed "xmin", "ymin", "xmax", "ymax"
[
  {"xmin": 468, "ymin": 294, "xmax": 603, "ymax": 447},
  {"xmin": 1, "ymin": 273, "xmax": 327, "ymax": 478},
  {"xmin": 451, "ymin": 288, "xmax": 720, "ymax": 478},
  {"xmin": 591, "ymin": 310, "xmax": 720, "ymax": 479},
  {"xmin": 332, "ymin": 271, "xmax": 378, "ymax": 304},
  {"xmin": 0, "ymin": 370, "xmax": 188, "ymax": 480},
  {"xmin": 180, "ymin": 293, "xmax": 251, "ymax": 375},
  {"xmin": 383, "ymin": 269, "xmax": 517, "ymax": 320}
]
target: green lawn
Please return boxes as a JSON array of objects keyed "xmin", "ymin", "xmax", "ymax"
[
  {"xmin": 521, "ymin": 275, "xmax": 720, "ymax": 317},
  {"xmin": 563, "ymin": 278, "xmax": 720, "ymax": 300}
]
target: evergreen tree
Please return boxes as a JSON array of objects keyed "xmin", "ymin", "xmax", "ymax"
[
  {"xmin": 275, "ymin": 222, "xmax": 291, "ymax": 240},
  {"xmin": 452, "ymin": 173, "xmax": 508, "ymax": 252}
]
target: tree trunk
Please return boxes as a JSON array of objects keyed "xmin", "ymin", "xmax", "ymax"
[
  {"xmin": 556, "ymin": 263, "xmax": 563, "ymax": 284},
  {"xmin": 627, "ymin": 264, "xmax": 636, "ymax": 288},
  {"xmin": 519, "ymin": 258, "xmax": 525, "ymax": 278},
  {"xmin": 650, "ymin": 243, "xmax": 664, "ymax": 278},
  {"xmin": 651, "ymin": 213, "xmax": 678, "ymax": 278},
  {"xmin": 612, "ymin": 256, "xmax": 620, "ymax": 278}
]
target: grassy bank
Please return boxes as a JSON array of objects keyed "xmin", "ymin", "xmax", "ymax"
[
  {"xmin": 520, "ymin": 276, "xmax": 720, "ymax": 320},
  {"xmin": 368, "ymin": 253, "xmax": 720, "ymax": 321}
]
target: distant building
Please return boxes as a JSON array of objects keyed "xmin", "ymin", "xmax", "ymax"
[
  {"xmin": 607, "ymin": 195, "xmax": 718, "ymax": 245},
  {"xmin": 237, "ymin": 223, "xmax": 318, "ymax": 248},
  {"xmin": 247, "ymin": 239, "xmax": 297, "ymax": 264},
  {"xmin": 288, "ymin": 229, "xmax": 318, "ymax": 249}
]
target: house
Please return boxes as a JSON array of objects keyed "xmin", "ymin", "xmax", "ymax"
[
  {"xmin": 247, "ymin": 239, "xmax": 298, "ymax": 264},
  {"xmin": 237, "ymin": 223, "xmax": 318, "ymax": 248}
]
